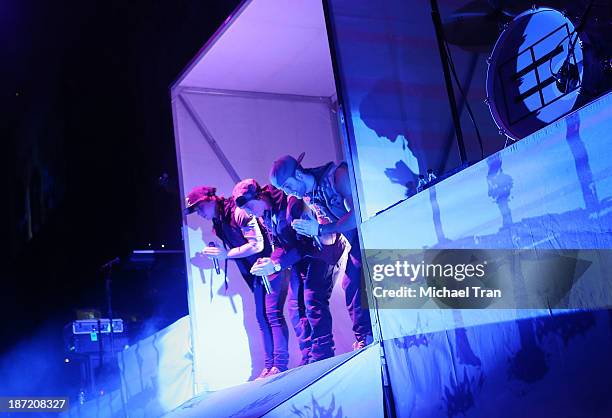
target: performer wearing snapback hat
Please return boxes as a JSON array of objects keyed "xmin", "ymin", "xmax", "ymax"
[
  {"xmin": 233, "ymin": 179, "xmax": 346, "ymax": 365},
  {"xmin": 184, "ymin": 185, "xmax": 279, "ymax": 379},
  {"xmin": 269, "ymin": 154, "xmax": 373, "ymax": 349}
]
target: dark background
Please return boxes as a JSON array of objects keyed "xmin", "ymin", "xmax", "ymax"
[
  {"xmin": 3, "ymin": 0, "xmax": 239, "ymax": 396},
  {"xmin": 4, "ymin": 0, "xmax": 610, "ymax": 402}
]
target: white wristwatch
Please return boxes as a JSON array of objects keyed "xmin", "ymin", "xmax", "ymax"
[{"xmin": 273, "ymin": 261, "xmax": 282, "ymax": 272}]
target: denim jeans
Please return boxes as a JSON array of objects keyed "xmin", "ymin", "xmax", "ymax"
[
  {"xmin": 288, "ymin": 258, "xmax": 336, "ymax": 363},
  {"xmin": 253, "ymin": 271, "xmax": 289, "ymax": 370},
  {"xmin": 343, "ymin": 237, "xmax": 373, "ymax": 343},
  {"xmin": 253, "ymin": 280, "xmax": 273, "ymax": 369},
  {"xmin": 287, "ymin": 270, "xmax": 312, "ymax": 365}
]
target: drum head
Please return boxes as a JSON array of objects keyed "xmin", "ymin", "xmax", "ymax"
[{"xmin": 486, "ymin": 8, "xmax": 584, "ymax": 140}]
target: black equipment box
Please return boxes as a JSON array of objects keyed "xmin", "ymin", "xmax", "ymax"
[{"xmin": 64, "ymin": 319, "xmax": 128, "ymax": 354}]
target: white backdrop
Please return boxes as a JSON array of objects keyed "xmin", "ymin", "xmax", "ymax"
[
  {"xmin": 360, "ymin": 93, "xmax": 612, "ymax": 341},
  {"xmin": 173, "ymin": 89, "xmax": 353, "ymax": 392}
]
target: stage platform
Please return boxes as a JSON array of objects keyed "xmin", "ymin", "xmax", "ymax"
[{"xmin": 163, "ymin": 344, "xmax": 383, "ymax": 418}]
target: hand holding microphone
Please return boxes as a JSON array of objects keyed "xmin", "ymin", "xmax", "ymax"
[
  {"xmin": 202, "ymin": 242, "xmax": 227, "ymax": 274},
  {"xmin": 250, "ymin": 258, "xmax": 279, "ymax": 295}
]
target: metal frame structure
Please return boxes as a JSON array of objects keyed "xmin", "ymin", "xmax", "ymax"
[
  {"xmin": 174, "ymin": 86, "xmax": 345, "ymax": 184},
  {"xmin": 171, "ymin": 85, "xmax": 346, "ymax": 395}
]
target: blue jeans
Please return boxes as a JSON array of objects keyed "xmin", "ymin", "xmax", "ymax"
[
  {"xmin": 287, "ymin": 269, "xmax": 312, "ymax": 365},
  {"xmin": 344, "ymin": 237, "xmax": 373, "ymax": 342},
  {"xmin": 289, "ymin": 258, "xmax": 336, "ymax": 363},
  {"xmin": 253, "ymin": 272, "xmax": 289, "ymax": 370}
]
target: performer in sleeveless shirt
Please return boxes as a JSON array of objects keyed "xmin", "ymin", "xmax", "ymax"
[{"xmin": 269, "ymin": 154, "xmax": 373, "ymax": 349}]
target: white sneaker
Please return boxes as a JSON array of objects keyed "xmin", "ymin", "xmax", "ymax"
[
  {"xmin": 352, "ymin": 340, "xmax": 367, "ymax": 350},
  {"xmin": 266, "ymin": 366, "xmax": 286, "ymax": 377},
  {"xmin": 352, "ymin": 335, "xmax": 374, "ymax": 351},
  {"xmin": 255, "ymin": 368, "xmax": 270, "ymax": 380}
]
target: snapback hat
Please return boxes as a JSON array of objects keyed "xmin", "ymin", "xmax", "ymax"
[
  {"xmin": 232, "ymin": 179, "xmax": 261, "ymax": 208},
  {"xmin": 184, "ymin": 185, "xmax": 217, "ymax": 214},
  {"xmin": 269, "ymin": 152, "xmax": 305, "ymax": 188}
]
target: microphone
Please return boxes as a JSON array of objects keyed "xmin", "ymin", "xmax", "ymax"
[
  {"xmin": 261, "ymin": 276, "xmax": 272, "ymax": 295},
  {"xmin": 312, "ymin": 235, "xmax": 322, "ymax": 251},
  {"xmin": 299, "ymin": 212, "xmax": 323, "ymax": 250},
  {"xmin": 208, "ymin": 242, "xmax": 221, "ymax": 274}
]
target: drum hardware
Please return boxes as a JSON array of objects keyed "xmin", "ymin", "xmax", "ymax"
[
  {"xmin": 431, "ymin": 0, "xmax": 469, "ymax": 164},
  {"xmin": 485, "ymin": 7, "xmax": 609, "ymax": 140}
]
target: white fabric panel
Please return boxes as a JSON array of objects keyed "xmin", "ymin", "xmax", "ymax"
[
  {"xmin": 118, "ymin": 316, "xmax": 195, "ymax": 416},
  {"xmin": 164, "ymin": 351, "xmax": 362, "ymax": 418},
  {"xmin": 174, "ymin": 97, "xmax": 256, "ymax": 392},
  {"xmin": 177, "ymin": 0, "xmax": 335, "ymax": 97},
  {"xmin": 174, "ymin": 90, "xmax": 352, "ymax": 392},
  {"xmin": 265, "ymin": 344, "xmax": 384, "ymax": 418},
  {"xmin": 182, "ymin": 91, "xmax": 340, "ymax": 183},
  {"xmin": 359, "ymin": 93, "xmax": 612, "ymax": 340},
  {"xmin": 61, "ymin": 317, "xmax": 195, "ymax": 418},
  {"xmin": 385, "ymin": 310, "xmax": 612, "ymax": 417}
]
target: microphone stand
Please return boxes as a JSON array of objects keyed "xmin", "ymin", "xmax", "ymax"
[
  {"xmin": 100, "ymin": 257, "xmax": 127, "ymax": 418},
  {"xmin": 100, "ymin": 258, "xmax": 120, "ymax": 366},
  {"xmin": 431, "ymin": 0, "xmax": 468, "ymax": 166}
]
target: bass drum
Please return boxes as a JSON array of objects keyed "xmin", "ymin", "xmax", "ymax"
[{"xmin": 486, "ymin": 7, "xmax": 604, "ymax": 140}]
